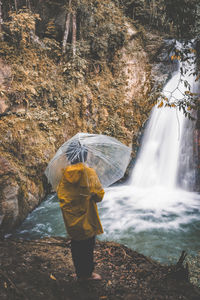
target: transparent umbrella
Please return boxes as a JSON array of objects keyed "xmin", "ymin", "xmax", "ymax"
[{"xmin": 45, "ymin": 132, "xmax": 132, "ymax": 190}]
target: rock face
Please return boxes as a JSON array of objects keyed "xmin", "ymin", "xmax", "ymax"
[
  {"xmin": 0, "ymin": 120, "xmax": 48, "ymax": 232},
  {"xmin": 0, "ymin": 59, "xmax": 11, "ymax": 115},
  {"xmin": 0, "ymin": 1, "xmax": 172, "ymax": 234}
]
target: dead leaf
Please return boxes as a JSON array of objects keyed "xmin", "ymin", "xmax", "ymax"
[
  {"xmin": 50, "ymin": 274, "xmax": 56, "ymax": 280},
  {"xmin": 107, "ymin": 280, "xmax": 112, "ymax": 286},
  {"xmin": 157, "ymin": 101, "xmax": 163, "ymax": 108}
]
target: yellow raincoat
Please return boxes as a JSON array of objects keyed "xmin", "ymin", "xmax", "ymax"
[{"xmin": 57, "ymin": 163, "xmax": 104, "ymax": 241}]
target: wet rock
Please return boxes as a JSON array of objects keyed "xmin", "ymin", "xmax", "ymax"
[
  {"xmin": 0, "ymin": 99, "xmax": 9, "ymax": 115},
  {"xmin": 0, "ymin": 156, "xmax": 16, "ymax": 176},
  {"xmin": 0, "ymin": 59, "xmax": 12, "ymax": 87},
  {"xmin": 0, "ymin": 182, "xmax": 19, "ymax": 229}
]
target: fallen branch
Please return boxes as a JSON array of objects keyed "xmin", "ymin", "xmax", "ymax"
[
  {"xmin": 163, "ymin": 251, "xmax": 189, "ymax": 281},
  {"xmin": 176, "ymin": 250, "xmax": 187, "ymax": 267},
  {"xmin": 122, "ymin": 248, "xmax": 132, "ymax": 260}
]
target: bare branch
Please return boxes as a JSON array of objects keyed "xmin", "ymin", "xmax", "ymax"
[
  {"xmin": 72, "ymin": 12, "xmax": 77, "ymax": 57},
  {"xmin": 0, "ymin": 0, "xmax": 3, "ymax": 41},
  {"xmin": 62, "ymin": 12, "xmax": 71, "ymax": 54},
  {"xmin": 26, "ymin": 0, "xmax": 31, "ymax": 9},
  {"xmin": 62, "ymin": 0, "xmax": 72, "ymax": 54},
  {"xmin": 176, "ymin": 250, "xmax": 187, "ymax": 267},
  {"xmin": 14, "ymin": 0, "xmax": 18, "ymax": 12}
]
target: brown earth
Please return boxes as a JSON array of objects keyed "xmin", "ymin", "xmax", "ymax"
[{"xmin": 0, "ymin": 237, "xmax": 200, "ymax": 300}]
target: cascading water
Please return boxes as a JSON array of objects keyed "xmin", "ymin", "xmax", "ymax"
[
  {"xmin": 130, "ymin": 51, "xmax": 197, "ymax": 190},
  {"xmin": 13, "ymin": 42, "xmax": 200, "ymax": 263}
]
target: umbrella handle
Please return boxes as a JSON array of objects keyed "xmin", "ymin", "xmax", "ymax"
[{"xmin": 90, "ymin": 193, "xmax": 98, "ymax": 203}]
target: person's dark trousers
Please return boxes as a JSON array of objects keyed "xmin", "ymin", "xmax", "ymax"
[{"xmin": 71, "ymin": 236, "xmax": 96, "ymax": 278}]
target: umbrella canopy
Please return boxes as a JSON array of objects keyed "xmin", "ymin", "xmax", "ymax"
[{"xmin": 45, "ymin": 133, "xmax": 132, "ymax": 190}]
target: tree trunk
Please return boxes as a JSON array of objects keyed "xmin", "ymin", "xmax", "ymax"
[
  {"xmin": 62, "ymin": 0, "xmax": 72, "ymax": 54},
  {"xmin": 30, "ymin": 30, "xmax": 45, "ymax": 48},
  {"xmin": 14, "ymin": 0, "xmax": 18, "ymax": 12},
  {"xmin": 26, "ymin": 0, "xmax": 31, "ymax": 9},
  {"xmin": 72, "ymin": 12, "xmax": 77, "ymax": 57},
  {"xmin": 62, "ymin": 12, "xmax": 71, "ymax": 54},
  {"xmin": 0, "ymin": 0, "xmax": 3, "ymax": 41}
]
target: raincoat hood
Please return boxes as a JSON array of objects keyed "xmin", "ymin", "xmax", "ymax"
[{"xmin": 64, "ymin": 163, "xmax": 84, "ymax": 184}]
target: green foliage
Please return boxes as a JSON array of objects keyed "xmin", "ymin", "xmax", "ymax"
[
  {"xmin": 72, "ymin": 0, "xmax": 127, "ymax": 61},
  {"xmin": 0, "ymin": 1, "xmax": 129, "ymax": 113},
  {"xmin": 0, "ymin": 42, "xmax": 63, "ymax": 108},
  {"xmin": 156, "ymin": 41, "xmax": 200, "ymax": 119},
  {"xmin": 165, "ymin": 0, "xmax": 198, "ymax": 38},
  {"xmin": 45, "ymin": 19, "xmax": 57, "ymax": 39},
  {"xmin": 42, "ymin": 38, "xmax": 61, "ymax": 61},
  {"xmin": 5, "ymin": 0, "xmax": 199, "ymax": 122},
  {"xmin": 4, "ymin": 8, "xmax": 40, "ymax": 47},
  {"xmin": 63, "ymin": 50, "xmax": 88, "ymax": 84},
  {"xmin": 113, "ymin": 0, "xmax": 200, "ymax": 39}
]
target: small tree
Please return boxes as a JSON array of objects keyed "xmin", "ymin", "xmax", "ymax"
[
  {"xmin": 157, "ymin": 41, "xmax": 200, "ymax": 119},
  {"xmin": 165, "ymin": 0, "xmax": 198, "ymax": 38},
  {"xmin": 72, "ymin": 12, "xmax": 76, "ymax": 56},
  {"xmin": 5, "ymin": 8, "xmax": 40, "ymax": 48},
  {"xmin": 62, "ymin": 0, "xmax": 72, "ymax": 54}
]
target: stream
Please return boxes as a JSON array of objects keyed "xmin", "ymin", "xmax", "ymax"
[{"xmin": 13, "ymin": 42, "xmax": 200, "ymax": 264}]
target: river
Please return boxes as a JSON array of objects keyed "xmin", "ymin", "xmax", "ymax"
[{"xmin": 12, "ymin": 41, "xmax": 200, "ymax": 264}]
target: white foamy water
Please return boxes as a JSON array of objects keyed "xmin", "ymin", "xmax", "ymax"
[{"xmin": 100, "ymin": 185, "xmax": 200, "ymax": 233}]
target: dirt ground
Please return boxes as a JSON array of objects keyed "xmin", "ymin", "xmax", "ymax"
[{"xmin": 0, "ymin": 237, "xmax": 199, "ymax": 300}]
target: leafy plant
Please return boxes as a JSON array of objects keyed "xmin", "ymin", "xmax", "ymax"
[
  {"xmin": 4, "ymin": 8, "xmax": 40, "ymax": 47},
  {"xmin": 156, "ymin": 41, "xmax": 200, "ymax": 119}
]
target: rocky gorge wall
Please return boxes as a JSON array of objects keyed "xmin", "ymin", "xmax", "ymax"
[{"xmin": 0, "ymin": 1, "xmax": 173, "ymax": 235}]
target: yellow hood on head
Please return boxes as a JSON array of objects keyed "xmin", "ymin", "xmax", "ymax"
[{"xmin": 63, "ymin": 163, "xmax": 85, "ymax": 184}]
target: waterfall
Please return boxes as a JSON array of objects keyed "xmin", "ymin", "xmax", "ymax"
[
  {"xmin": 130, "ymin": 103, "xmax": 186, "ymax": 189},
  {"xmin": 99, "ymin": 41, "xmax": 200, "ymax": 237},
  {"xmin": 130, "ymin": 52, "xmax": 198, "ymax": 191}
]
